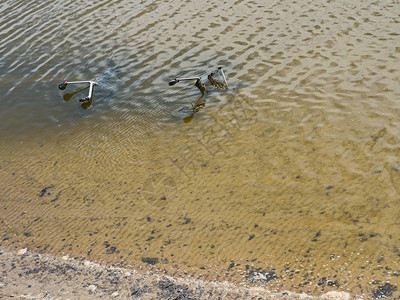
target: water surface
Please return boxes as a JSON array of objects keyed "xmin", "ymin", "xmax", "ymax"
[{"xmin": 1, "ymin": 0, "xmax": 400, "ymax": 298}]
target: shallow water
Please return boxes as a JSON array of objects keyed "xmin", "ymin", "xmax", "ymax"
[{"xmin": 1, "ymin": 0, "xmax": 400, "ymax": 297}]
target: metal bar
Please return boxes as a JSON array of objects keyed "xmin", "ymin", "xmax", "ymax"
[
  {"xmin": 219, "ymin": 68, "xmax": 228, "ymax": 88},
  {"xmin": 88, "ymin": 82, "xmax": 94, "ymax": 99},
  {"xmin": 66, "ymin": 81, "xmax": 92, "ymax": 84},
  {"xmin": 175, "ymin": 77, "xmax": 200, "ymax": 81}
]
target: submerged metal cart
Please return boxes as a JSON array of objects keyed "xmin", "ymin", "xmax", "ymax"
[
  {"xmin": 169, "ymin": 67, "xmax": 228, "ymax": 122},
  {"xmin": 168, "ymin": 67, "xmax": 228, "ymax": 96},
  {"xmin": 58, "ymin": 80, "xmax": 98, "ymax": 102}
]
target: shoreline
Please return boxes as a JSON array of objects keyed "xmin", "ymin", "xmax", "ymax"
[{"xmin": 0, "ymin": 246, "xmax": 356, "ymax": 299}]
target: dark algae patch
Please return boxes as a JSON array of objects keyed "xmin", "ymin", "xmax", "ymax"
[
  {"xmin": 157, "ymin": 278, "xmax": 195, "ymax": 299},
  {"xmin": 39, "ymin": 185, "xmax": 54, "ymax": 197},
  {"xmin": 106, "ymin": 246, "xmax": 117, "ymax": 254},
  {"xmin": 317, "ymin": 277, "xmax": 339, "ymax": 288},
  {"xmin": 372, "ymin": 283, "xmax": 397, "ymax": 299},
  {"xmin": 246, "ymin": 266, "xmax": 278, "ymax": 284},
  {"xmin": 141, "ymin": 257, "xmax": 159, "ymax": 265},
  {"xmin": 130, "ymin": 284, "xmax": 152, "ymax": 298},
  {"xmin": 311, "ymin": 231, "xmax": 321, "ymax": 242}
]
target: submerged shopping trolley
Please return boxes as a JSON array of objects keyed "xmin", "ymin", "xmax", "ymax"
[
  {"xmin": 58, "ymin": 80, "xmax": 98, "ymax": 102},
  {"xmin": 168, "ymin": 67, "xmax": 228, "ymax": 122},
  {"xmin": 168, "ymin": 67, "xmax": 228, "ymax": 96}
]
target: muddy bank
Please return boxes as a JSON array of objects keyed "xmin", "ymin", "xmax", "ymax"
[{"xmin": 0, "ymin": 246, "xmax": 355, "ymax": 299}]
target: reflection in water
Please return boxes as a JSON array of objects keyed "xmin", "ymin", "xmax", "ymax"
[
  {"xmin": 62, "ymin": 86, "xmax": 89, "ymax": 102},
  {"xmin": 182, "ymin": 95, "xmax": 206, "ymax": 123},
  {"xmin": 80, "ymin": 96, "xmax": 93, "ymax": 110}
]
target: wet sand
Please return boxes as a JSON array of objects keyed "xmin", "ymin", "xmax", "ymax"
[{"xmin": 0, "ymin": 246, "xmax": 354, "ymax": 300}]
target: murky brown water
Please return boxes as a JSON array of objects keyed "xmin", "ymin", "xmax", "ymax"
[{"xmin": 1, "ymin": 0, "xmax": 400, "ymax": 298}]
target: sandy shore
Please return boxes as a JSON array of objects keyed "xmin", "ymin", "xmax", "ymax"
[{"xmin": 0, "ymin": 246, "xmax": 356, "ymax": 299}]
